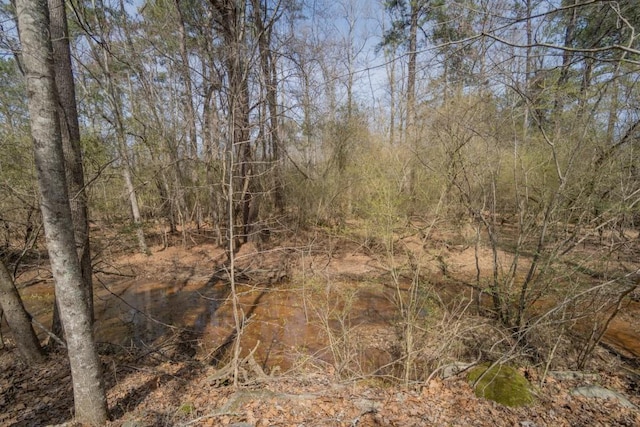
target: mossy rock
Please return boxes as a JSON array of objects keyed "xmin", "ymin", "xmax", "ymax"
[
  {"xmin": 467, "ymin": 363, "xmax": 533, "ymax": 407},
  {"xmin": 178, "ymin": 402, "xmax": 195, "ymax": 415}
]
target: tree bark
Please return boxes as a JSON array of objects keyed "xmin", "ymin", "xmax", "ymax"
[
  {"xmin": 15, "ymin": 0, "xmax": 108, "ymax": 423},
  {"xmin": 406, "ymin": 1, "xmax": 417, "ymax": 134},
  {"xmin": 211, "ymin": 0, "xmax": 255, "ymax": 247},
  {"xmin": 406, "ymin": 1, "xmax": 419, "ymax": 203},
  {"xmin": 47, "ymin": 0, "xmax": 94, "ymax": 340},
  {"xmin": 174, "ymin": 0, "xmax": 198, "ymax": 160},
  {"xmin": 252, "ymin": 0, "xmax": 283, "ymax": 211},
  {"xmin": 101, "ymin": 49, "xmax": 149, "ymax": 255},
  {"xmin": 553, "ymin": 0, "xmax": 578, "ymax": 117},
  {"xmin": 0, "ymin": 259, "xmax": 44, "ymax": 364}
]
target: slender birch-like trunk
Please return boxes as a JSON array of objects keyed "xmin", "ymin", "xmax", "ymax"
[
  {"xmin": 15, "ymin": 0, "xmax": 108, "ymax": 423},
  {"xmin": 47, "ymin": 0, "xmax": 95, "ymax": 339}
]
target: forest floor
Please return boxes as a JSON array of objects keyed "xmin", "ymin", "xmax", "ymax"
[{"xmin": 1, "ymin": 222, "xmax": 640, "ymax": 426}]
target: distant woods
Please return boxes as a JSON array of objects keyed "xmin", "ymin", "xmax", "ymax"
[{"xmin": 0, "ymin": 0, "xmax": 636, "ymax": 254}]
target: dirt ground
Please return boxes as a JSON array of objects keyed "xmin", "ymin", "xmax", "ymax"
[
  {"xmin": 1, "ymin": 225, "xmax": 640, "ymax": 426},
  {"xmin": 1, "ymin": 348, "xmax": 639, "ymax": 426}
]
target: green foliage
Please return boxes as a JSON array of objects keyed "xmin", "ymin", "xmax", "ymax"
[
  {"xmin": 286, "ymin": 104, "xmax": 374, "ymax": 227},
  {"xmin": 467, "ymin": 363, "xmax": 534, "ymax": 407},
  {"xmin": 0, "ymin": 58, "xmax": 26, "ymax": 128},
  {"xmin": 79, "ymin": 133, "xmax": 126, "ymax": 223},
  {"xmin": 572, "ymin": 1, "xmax": 640, "ymax": 61},
  {"xmin": 353, "ymin": 141, "xmax": 410, "ymax": 240},
  {"xmin": 0, "ymin": 57, "xmax": 39, "ymax": 251},
  {"xmin": 177, "ymin": 402, "xmax": 195, "ymax": 415},
  {"xmin": 430, "ymin": 0, "xmax": 480, "ymax": 87},
  {"xmin": 380, "ymin": 0, "xmax": 433, "ymax": 48}
]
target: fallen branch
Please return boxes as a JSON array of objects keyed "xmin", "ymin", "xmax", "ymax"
[
  {"xmin": 207, "ymin": 340, "xmax": 266, "ymax": 386},
  {"xmin": 32, "ymin": 317, "xmax": 66, "ymax": 348}
]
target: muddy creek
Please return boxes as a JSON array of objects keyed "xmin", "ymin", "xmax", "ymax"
[
  {"xmin": 97, "ymin": 276, "xmax": 398, "ymax": 370},
  {"xmin": 12, "ymin": 243, "xmax": 640, "ymax": 372}
]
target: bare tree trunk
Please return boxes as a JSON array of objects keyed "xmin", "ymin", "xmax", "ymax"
[
  {"xmin": 406, "ymin": 2, "xmax": 417, "ymax": 135},
  {"xmin": 384, "ymin": 45, "xmax": 397, "ymax": 145},
  {"xmin": 101, "ymin": 48, "xmax": 149, "ymax": 255},
  {"xmin": 406, "ymin": 2, "xmax": 418, "ymax": 202},
  {"xmin": 83, "ymin": 5, "xmax": 149, "ymax": 255},
  {"xmin": 523, "ymin": 0, "xmax": 533, "ymax": 136},
  {"xmin": 0, "ymin": 259, "xmax": 44, "ymax": 364},
  {"xmin": 203, "ymin": 80, "xmax": 224, "ymax": 243},
  {"xmin": 15, "ymin": 0, "xmax": 108, "ymax": 423},
  {"xmin": 123, "ymin": 162, "xmax": 149, "ymax": 254},
  {"xmin": 211, "ymin": 0, "xmax": 255, "ymax": 247},
  {"xmin": 174, "ymin": 0, "xmax": 198, "ymax": 159},
  {"xmin": 171, "ymin": 0, "xmax": 198, "ymax": 228},
  {"xmin": 48, "ymin": 0, "xmax": 94, "ymax": 341},
  {"xmin": 123, "ymin": 69, "xmax": 178, "ymax": 234},
  {"xmin": 252, "ymin": 0, "xmax": 283, "ymax": 212},
  {"xmin": 553, "ymin": 0, "xmax": 578, "ymax": 117}
]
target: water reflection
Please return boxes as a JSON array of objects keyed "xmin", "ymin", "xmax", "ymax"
[
  {"xmin": 15, "ymin": 271, "xmax": 640, "ymax": 371},
  {"xmin": 90, "ymin": 273, "xmax": 399, "ymax": 372}
]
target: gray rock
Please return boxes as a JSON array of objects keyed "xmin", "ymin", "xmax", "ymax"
[
  {"xmin": 520, "ymin": 421, "xmax": 537, "ymax": 427},
  {"xmin": 549, "ymin": 371, "xmax": 600, "ymax": 381},
  {"xmin": 570, "ymin": 385, "xmax": 637, "ymax": 409},
  {"xmin": 229, "ymin": 423, "xmax": 255, "ymax": 427},
  {"xmin": 353, "ymin": 397, "xmax": 382, "ymax": 413},
  {"xmin": 440, "ymin": 362, "xmax": 472, "ymax": 379},
  {"xmin": 45, "ymin": 423, "xmax": 81, "ymax": 427}
]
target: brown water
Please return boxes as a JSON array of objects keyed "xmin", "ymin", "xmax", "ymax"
[
  {"xmin": 12, "ymin": 267, "xmax": 640, "ymax": 371},
  {"xmin": 603, "ymin": 314, "xmax": 640, "ymax": 359},
  {"xmin": 87, "ymin": 271, "xmax": 399, "ymax": 372}
]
